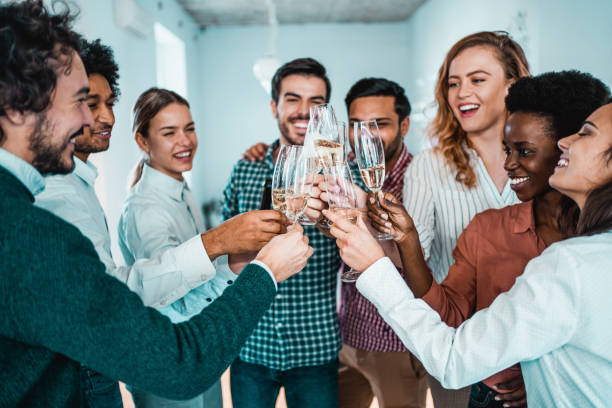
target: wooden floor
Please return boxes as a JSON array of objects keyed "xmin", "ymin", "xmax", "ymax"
[{"xmin": 120, "ymin": 370, "xmax": 434, "ymax": 407}]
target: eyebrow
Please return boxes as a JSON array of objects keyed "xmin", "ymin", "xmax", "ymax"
[
  {"xmin": 159, "ymin": 122, "xmax": 195, "ymax": 131},
  {"xmin": 349, "ymin": 117, "xmax": 393, "ymax": 122},
  {"xmin": 583, "ymin": 121, "xmax": 598, "ymax": 129},
  {"xmin": 74, "ymin": 86, "xmax": 90, "ymax": 97},
  {"xmin": 448, "ymin": 70, "xmax": 491, "ymax": 79}
]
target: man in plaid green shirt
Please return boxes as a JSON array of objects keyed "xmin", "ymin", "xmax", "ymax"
[{"xmin": 223, "ymin": 58, "xmax": 340, "ymax": 407}]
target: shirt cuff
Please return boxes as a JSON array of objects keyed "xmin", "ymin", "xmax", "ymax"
[
  {"xmin": 356, "ymin": 256, "xmax": 415, "ymax": 312},
  {"xmin": 175, "ymin": 234, "xmax": 216, "ymax": 287},
  {"xmin": 249, "ymin": 260, "xmax": 278, "ymax": 290}
]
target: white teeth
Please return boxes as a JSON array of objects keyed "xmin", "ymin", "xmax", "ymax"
[
  {"xmin": 459, "ymin": 104, "xmax": 479, "ymax": 112},
  {"xmin": 557, "ymin": 158, "xmax": 569, "ymax": 167},
  {"xmin": 294, "ymin": 123, "xmax": 308, "ymax": 129},
  {"xmin": 175, "ymin": 152, "xmax": 191, "ymax": 158},
  {"xmin": 510, "ymin": 176, "xmax": 529, "ymax": 185}
]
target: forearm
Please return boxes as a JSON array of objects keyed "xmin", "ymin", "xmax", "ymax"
[{"xmin": 397, "ymin": 233, "xmax": 433, "ymax": 297}]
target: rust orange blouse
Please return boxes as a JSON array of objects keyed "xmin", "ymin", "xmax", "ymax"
[{"xmin": 422, "ymin": 200, "xmax": 547, "ymax": 388}]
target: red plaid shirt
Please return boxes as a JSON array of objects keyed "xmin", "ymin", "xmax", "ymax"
[{"xmin": 340, "ymin": 144, "xmax": 413, "ymax": 351}]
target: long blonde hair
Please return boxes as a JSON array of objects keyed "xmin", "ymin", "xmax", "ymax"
[
  {"xmin": 431, "ymin": 31, "xmax": 530, "ymax": 188},
  {"xmin": 129, "ymin": 88, "xmax": 190, "ymax": 188}
]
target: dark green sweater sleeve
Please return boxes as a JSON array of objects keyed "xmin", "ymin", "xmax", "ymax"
[{"xmin": 2, "ymin": 206, "xmax": 276, "ymax": 400}]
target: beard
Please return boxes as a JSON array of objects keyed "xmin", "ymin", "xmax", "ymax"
[
  {"xmin": 29, "ymin": 114, "xmax": 81, "ymax": 175},
  {"xmin": 278, "ymin": 113, "xmax": 309, "ymax": 146}
]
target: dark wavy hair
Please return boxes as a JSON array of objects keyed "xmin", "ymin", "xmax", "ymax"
[
  {"xmin": 506, "ymin": 70, "xmax": 611, "ymax": 236},
  {"xmin": 0, "ymin": 0, "xmax": 82, "ymax": 144},
  {"xmin": 79, "ymin": 38, "xmax": 120, "ymax": 98},
  {"xmin": 270, "ymin": 57, "xmax": 331, "ymax": 104},
  {"xmin": 344, "ymin": 77, "xmax": 411, "ymax": 123}
]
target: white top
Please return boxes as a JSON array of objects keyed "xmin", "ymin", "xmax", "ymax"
[
  {"xmin": 36, "ymin": 157, "xmax": 217, "ymax": 309},
  {"xmin": 357, "ymin": 231, "xmax": 612, "ymax": 407},
  {"xmin": 403, "ymin": 148, "xmax": 518, "ymax": 282},
  {"xmin": 119, "ymin": 164, "xmax": 238, "ymax": 322}
]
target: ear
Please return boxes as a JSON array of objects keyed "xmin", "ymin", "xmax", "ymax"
[
  {"xmin": 400, "ymin": 116, "xmax": 410, "ymax": 137},
  {"xmin": 134, "ymin": 132, "xmax": 150, "ymax": 154},
  {"xmin": 3, "ymin": 108, "xmax": 31, "ymax": 126},
  {"xmin": 270, "ymin": 99, "xmax": 278, "ymax": 119}
]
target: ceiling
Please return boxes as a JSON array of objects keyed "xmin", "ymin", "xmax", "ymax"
[{"xmin": 176, "ymin": 0, "xmax": 426, "ymax": 28}]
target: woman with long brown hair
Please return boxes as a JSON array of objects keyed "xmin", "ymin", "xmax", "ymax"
[{"xmin": 401, "ymin": 31, "xmax": 530, "ymax": 406}]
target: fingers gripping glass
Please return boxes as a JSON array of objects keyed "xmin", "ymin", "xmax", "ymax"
[
  {"xmin": 353, "ymin": 120, "xmax": 397, "ymax": 240},
  {"xmin": 326, "ymin": 163, "xmax": 361, "ymax": 282}
]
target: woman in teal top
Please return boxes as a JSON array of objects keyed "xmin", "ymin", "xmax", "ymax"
[
  {"xmin": 119, "ymin": 88, "xmax": 229, "ymax": 407},
  {"xmin": 325, "ymin": 101, "xmax": 612, "ymax": 406}
]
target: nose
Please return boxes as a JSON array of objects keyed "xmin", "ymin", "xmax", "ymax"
[
  {"xmin": 298, "ymin": 99, "xmax": 310, "ymax": 117},
  {"xmin": 457, "ymin": 82, "xmax": 471, "ymax": 99},
  {"xmin": 504, "ymin": 150, "xmax": 519, "ymax": 172},
  {"xmin": 558, "ymin": 133, "xmax": 579, "ymax": 152},
  {"xmin": 97, "ymin": 105, "xmax": 115, "ymax": 127}
]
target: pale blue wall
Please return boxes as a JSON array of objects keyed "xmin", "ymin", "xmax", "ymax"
[{"xmin": 47, "ymin": 0, "xmax": 612, "ymax": 256}]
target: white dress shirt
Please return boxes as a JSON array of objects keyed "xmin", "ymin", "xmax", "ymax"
[
  {"xmin": 403, "ymin": 148, "xmax": 519, "ymax": 283},
  {"xmin": 36, "ymin": 157, "xmax": 218, "ymax": 309},
  {"xmin": 357, "ymin": 231, "xmax": 612, "ymax": 407},
  {"xmin": 119, "ymin": 164, "xmax": 236, "ymax": 322}
]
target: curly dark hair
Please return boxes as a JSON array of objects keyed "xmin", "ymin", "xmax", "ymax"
[
  {"xmin": 506, "ymin": 70, "xmax": 611, "ymax": 237},
  {"xmin": 506, "ymin": 70, "xmax": 610, "ymax": 140},
  {"xmin": 79, "ymin": 38, "xmax": 120, "ymax": 98},
  {"xmin": 0, "ymin": 0, "xmax": 81, "ymax": 144},
  {"xmin": 344, "ymin": 77, "xmax": 411, "ymax": 123},
  {"xmin": 270, "ymin": 57, "xmax": 331, "ymax": 104}
]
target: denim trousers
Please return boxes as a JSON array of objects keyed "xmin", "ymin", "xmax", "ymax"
[
  {"xmin": 130, "ymin": 379, "xmax": 222, "ymax": 408},
  {"xmin": 230, "ymin": 357, "xmax": 339, "ymax": 408},
  {"xmin": 469, "ymin": 382, "xmax": 505, "ymax": 408},
  {"xmin": 80, "ymin": 366, "xmax": 123, "ymax": 408}
]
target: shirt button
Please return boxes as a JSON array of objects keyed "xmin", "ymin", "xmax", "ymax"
[
  {"xmin": 227, "ymin": 280, "xmax": 233, "ymax": 285},
  {"xmin": 206, "ymin": 298, "xmax": 212, "ymax": 302},
  {"xmin": 160, "ymin": 300, "xmax": 166, "ymax": 306},
  {"xmin": 201, "ymin": 275, "xmax": 207, "ymax": 281}
]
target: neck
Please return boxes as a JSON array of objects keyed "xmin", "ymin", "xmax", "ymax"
[
  {"xmin": 533, "ymin": 189, "xmax": 563, "ymax": 230},
  {"xmin": 466, "ymin": 119, "xmax": 505, "ymax": 160},
  {"xmin": 74, "ymin": 151, "xmax": 89, "ymax": 163}
]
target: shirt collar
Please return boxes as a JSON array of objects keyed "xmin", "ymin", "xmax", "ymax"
[
  {"xmin": 386, "ymin": 144, "xmax": 412, "ymax": 180},
  {"xmin": 73, "ymin": 157, "xmax": 98, "ymax": 187},
  {"xmin": 265, "ymin": 139, "xmax": 281, "ymax": 171},
  {"xmin": 511, "ymin": 200, "xmax": 537, "ymax": 234},
  {"xmin": 140, "ymin": 163, "xmax": 185, "ymax": 201},
  {"xmin": 0, "ymin": 148, "xmax": 45, "ymax": 196}
]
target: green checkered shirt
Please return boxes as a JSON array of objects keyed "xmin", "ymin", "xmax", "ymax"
[{"xmin": 223, "ymin": 139, "xmax": 342, "ymax": 370}]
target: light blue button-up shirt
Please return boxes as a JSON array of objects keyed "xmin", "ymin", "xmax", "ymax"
[
  {"xmin": 119, "ymin": 164, "xmax": 236, "ymax": 322},
  {"xmin": 0, "ymin": 148, "xmax": 44, "ymax": 197},
  {"xmin": 36, "ymin": 157, "xmax": 221, "ymax": 309},
  {"xmin": 357, "ymin": 231, "xmax": 612, "ymax": 407}
]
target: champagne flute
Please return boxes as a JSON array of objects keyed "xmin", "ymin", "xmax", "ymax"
[
  {"xmin": 271, "ymin": 145, "xmax": 290, "ymax": 212},
  {"xmin": 308, "ymin": 104, "xmax": 344, "ymax": 172},
  {"xmin": 325, "ymin": 163, "xmax": 361, "ymax": 282},
  {"xmin": 353, "ymin": 120, "xmax": 396, "ymax": 240},
  {"xmin": 284, "ymin": 146, "xmax": 312, "ymax": 224}
]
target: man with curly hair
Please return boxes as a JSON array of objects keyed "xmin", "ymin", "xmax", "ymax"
[{"xmin": 0, "ymin": 1, "xmax": 313, "ymax": 406}]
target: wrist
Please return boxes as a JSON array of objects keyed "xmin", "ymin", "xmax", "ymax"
[{"xmin": 201, "ymin": 227, "xmax": 225, "ymax": 260}]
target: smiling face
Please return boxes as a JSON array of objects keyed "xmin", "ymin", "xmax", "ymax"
[
  {"xmin": 29, "ymin": 51, "xmax": 93, "ymax": 174},
  {"xmin": 550, "ymin": 104, "xmax": 612, "ymax": 209},
  {"xmin": 136, "ymin": 102, "xmax": 196, "ymax": 181},
  {"xmin": 447, "ymin": 46, "xmax": 511, "ymax": 136},
  {"xmin": 503, "ymin": 112, "xmax": 561, "ymax": 202},
  {"xmin": 348, "ymin": 95, "xmax": 409, "ymax": 165},
  {"xmin": 73, "ymin": 73, "xmax": 115, "ymax": 161},
  {"xmin": 271, "ymin": 74, "xmax": 327, "ymax": 146}
]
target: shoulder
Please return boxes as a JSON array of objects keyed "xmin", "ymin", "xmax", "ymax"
[
  {"xmin": 406, "ymin": 149, "xmax": 449, "ymax": 177},
  {"xmin": 472, "ymin": 201, "xmax": 531, "ymax": 227}
]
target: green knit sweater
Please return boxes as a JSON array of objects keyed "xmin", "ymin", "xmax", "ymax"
[{"xmin": 0, "ymin": 165, "xmax": 276, "ymax": 407}]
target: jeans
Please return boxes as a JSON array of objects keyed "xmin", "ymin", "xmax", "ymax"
[
  {"xmin": 80, "ymin": 366, "xmax": 123, "ymax": 408},
  {"xmin": 130, "ymin": 379, "xmax": 222, "ymax": 408},
  {"xmin": 469, "ymin": 382, "xmax": 505, "ymax": 408},
  {"xmin": 230, "ymin": 358, "xmax": 338, "ymax": 408}
]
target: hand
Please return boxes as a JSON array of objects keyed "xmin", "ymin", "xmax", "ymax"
[
  {"xmin": 367, "ymin": 191, "xmax": 417, "ymax": 243},
  {"xmin": 255, "ymin": 223, "xmax": 314, "ymax": 282},
  {"xmin": 203, "ymin": 210, "xmax": 289, "ymax": 259},
  {"xmin": 493, "ymin": 377, "xmax": 527, "ymax": 407},
  {"xmin": 318, "ymin": 180, "xmax": 368, "ymax": 210},
  {"xmin": 324, "ymin": 209, "xmax": 385, "ymax": 272},
  {"xmin": 241, "ymin": 142, "xmax": 269, "ymax": 162},
  {"xmin": 303, "ymin": 174, "xmax": 327, "ymax": 222}
]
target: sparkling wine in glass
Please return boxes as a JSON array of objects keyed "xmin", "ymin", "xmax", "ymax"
[
  {"xmin": 326, "ymin": 162, "xmax": 361, "ymax": 282},
  {"xmin": 271, "ymin": 145, "xmax": 289, "ymax": 212},
  {"xmin": 354, "ymin": 120, "xmax": 396, "ymax": 240},
  {"xmin": 308, "ymin": 104, "xmax": 344, "ymax": 172},
  {"xmin": 284, "ymin": 146, "xmax": 313, "ymax": 224}
]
